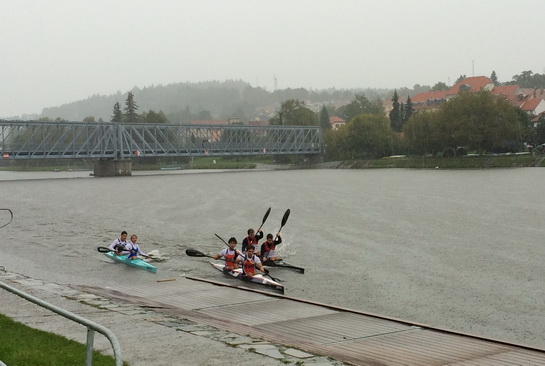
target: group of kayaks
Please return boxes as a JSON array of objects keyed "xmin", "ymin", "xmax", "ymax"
[{"xmin": 98, "ymin": 208, "xmax": 303, "ymax": 294}]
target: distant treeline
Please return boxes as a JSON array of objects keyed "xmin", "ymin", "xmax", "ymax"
[
  {"xmin": 34, "ymin": 70, "xmax": 545, "ymax": 123},
  {"xmin": 37, "ymin": 80, "xmax": 397, "ymax": 123}
]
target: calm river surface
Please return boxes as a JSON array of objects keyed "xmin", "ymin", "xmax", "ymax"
[{"xmin": 1, "ymin": 168, "xmax": 544, "ymax": 348}]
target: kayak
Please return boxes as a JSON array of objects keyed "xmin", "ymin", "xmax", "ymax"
[
  {"xmin": 262, "ymin": 259, "xmax": 305, "ymax": 274},
  {"xmin": 103, "ymin": 251, "xmax": 157, "ymax": 274},
  {"xmin": 210, "ymin": 262, "xmax": 284, "ymax": 294}
]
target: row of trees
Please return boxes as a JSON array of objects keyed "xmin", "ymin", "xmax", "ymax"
[
  {"xmin": 268, "ymin": 90, "xmax": 533, "ymax": 160},
  {"xmin": 111, "ymin": 92, "xmax": 169, "ymax": 123}
]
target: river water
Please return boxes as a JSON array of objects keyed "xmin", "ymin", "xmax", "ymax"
[{"xmin": 1, "ymin": 167, "xmax": 544, "ymax": 348}]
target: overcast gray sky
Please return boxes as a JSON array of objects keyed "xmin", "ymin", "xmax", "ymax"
[{"xmin": 1, "ymin": 0, "xmax": 544, "ymax": 118}]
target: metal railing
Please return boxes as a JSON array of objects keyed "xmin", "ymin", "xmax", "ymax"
[{"xmin": 0, "ymin": 280, "xmax": 123, "ymax": 366}]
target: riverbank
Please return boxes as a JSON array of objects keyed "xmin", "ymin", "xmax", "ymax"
[
  {"xmin": 1, "ymin": 154, "xmax": 544, "ymax": 173},
  {"xmin": 0, "ymin": 269, "xmax": 345, "ymax": 366}
]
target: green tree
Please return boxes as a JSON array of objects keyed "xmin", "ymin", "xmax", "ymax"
[
  {"xmin": 403, "ymin": 95, "xmax": 414, "ymax": 124},
  {"xmin": 111, "ymin": 102, "xmax": 123, "ymax": 122},
  {"xmin": 337, "ymin": 95, "xmax": 383, "ymax": 122},
  {"xmin": 83, "ymin": 116, "xmax": 95, "ymax": 123},
  {"xmin": 430, "ymin": 82, "xmax": 448, "ymax": 91},
  {"xmin": 389, "ymin": 90, "xmax": 403, "ymax": 132},
  {"xmin": 141, "ymin": 110, "xmax": 169, "ymax": 124},
  {"xmin": 455, "ymin": 75, "xmax": 467, "ymax": 84},
  {"xmin": 343, "ymin": 114, "xmax": 394, "ymax": 158},
  {"xmin": 509, "ymin": 70, "xmax": 545, "ymax": 88},
  {"xmin": 439, "ymin": 91, "xmax": 523, "ymax": 154},
  {"xmin": 403, "ymin": 110, "xmax": 444, "ymax": 155},
  {"xmin": 123, "ymin": 92, "xmax": 139, "ymax": 123},
  {"xmin": 490, "ymin": 71, "xmax": 499, "ymax": 85},
  {"xmin": 269, "ymin": 99, "xmax": 318, "ymax": 126},
  {"xmin": 319, "ymin": 105, "xmax": 331, "ymax": 130}
]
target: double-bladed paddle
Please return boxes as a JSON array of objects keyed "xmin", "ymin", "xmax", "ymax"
[{"xmin": 97, "ymin": 246, "xmax": 152, "ymax": 258}]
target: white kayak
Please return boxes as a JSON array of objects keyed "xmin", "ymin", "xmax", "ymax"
[{"xmin": 210, "ymin": 262, "xmax": 284, "ymax": 294}]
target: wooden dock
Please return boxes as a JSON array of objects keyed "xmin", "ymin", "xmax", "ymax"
[{"xmin": 78, "ymin": 277, "xmax": 545, "ymax": 366}]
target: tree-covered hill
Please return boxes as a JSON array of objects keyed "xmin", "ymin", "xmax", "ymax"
[{"xmin": 39, "ymin": 79, "xmax": 391, "ymax": 123}]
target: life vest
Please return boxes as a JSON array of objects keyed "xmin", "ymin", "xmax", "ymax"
[
  {"xmin": 261, "ymin": 242, "xmax": 275, "ymax": 258},
  {"xmin": 224, "ymin": 249, "xmax": 238, "ymax": 267},
  {"xmin": 242, "ymin": 254, "xmax": 258, "ymax": 276},
  {"xmin": 246, "ymin": 235, "xmax": 259, "ymax": 245}
]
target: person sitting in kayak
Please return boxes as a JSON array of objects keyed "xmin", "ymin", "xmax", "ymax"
[
  {"xmin": 237, "ymin": 245, "xmax": 267, "ymax": 277},
  {"xmin": 125, "ymin": 234, "xmax": 151, "ymax": 260},
  {"xmin": 241, "ymin": 228, "xmax": 263, "ymax": 254},
  {"xmin": 260, "ymin": 232, "xmax": 282, "ymax": 262},
  {"xmin": 108, "ymin": 231, "xmax": 129, "ymax": 255},
  {"xmin": 212, "ymin": 237, "xmax": 239, "ymax": 271}
]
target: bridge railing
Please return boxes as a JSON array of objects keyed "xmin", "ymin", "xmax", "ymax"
[{"xmin": 0, "ymin": 121, "xmax": 322, "ymax": 159}]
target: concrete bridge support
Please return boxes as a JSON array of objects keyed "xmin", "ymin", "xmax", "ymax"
[{"xmin": 93, "ymin": 159, "xmax": 132, "ymax": 177}]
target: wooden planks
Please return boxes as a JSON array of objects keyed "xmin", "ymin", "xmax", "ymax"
[{"xmin": 77, "ymin": 277, "xmax": 545, "ymax": 366}]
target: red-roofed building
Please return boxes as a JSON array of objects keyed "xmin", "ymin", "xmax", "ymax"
[
  {"xmin": 489, "ymin": 85, "xmax": 524, "ymax": 106},
  {"xmin": 531, "ymin": 112, "xmax": 545, "ymax": 127},
  {"xmin": 520, "ymin": 98, "xmax": 545, "ymax": 116},
  {"xmin": 411, "ymin": 76, "xmax": 496, "ymax": 111},
  {"xmin": 447, "ymin": 76, "xmax": 494, "ymax": 96},
  {"xmin": 329, "ymin": 116, "xmax": 345, "ymax": 130}
]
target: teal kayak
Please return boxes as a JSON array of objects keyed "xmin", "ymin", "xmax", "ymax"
[{"xmin": 103, "ymin": 251, "xmax": 157, "ymax": 273}]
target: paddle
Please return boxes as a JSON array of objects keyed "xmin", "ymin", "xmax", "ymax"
[
  {"xmin": 276, "ymin": 208, "xmax": 290, "ymax": 239},
  {"xmin": 213, "ymin": 234, "xmax": 282, "ymax": 282},
  {"xmin": 0, "ymin": 208, "xmax": 13, "ymax": 229},
  {"xmin": 257, "ymin": 207, "xmax": 272, "ymax": 232},
  {"xmin": 185, "ymin": 248, "xmax": 214, "ymax": 258},
  {"xmin": 97, "ymin": 246, "xmax": 152, "ymax": 259}
]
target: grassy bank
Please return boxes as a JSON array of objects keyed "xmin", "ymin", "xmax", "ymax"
[
  {"xmin": 1, "ymin": 154, "xmax": 544, "ymax": 172},
  {"xmin": 0, "ymin": 313, "xmax": 124, "ymax": 366}
]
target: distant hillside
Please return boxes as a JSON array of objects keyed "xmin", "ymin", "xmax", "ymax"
[{"xmin": 39, "ymin": 79, "xmax": 394, "ymax": 123}]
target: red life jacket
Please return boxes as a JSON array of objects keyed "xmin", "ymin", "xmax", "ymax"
[
  {"xmin": 246, "ymin": 235, "xmax": 259, "ymax": 245},
  {"xmin": 242, "ymin": 254, "xmax": 258, "ymax": 276},
  {"xmin": 224, "ymin": 249, "xmax": 238, "ymax": 267}
]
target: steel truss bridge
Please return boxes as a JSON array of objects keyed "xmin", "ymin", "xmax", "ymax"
[{"xmin": 0, "ymin": 121, "xmax": 322, "ymax": 160}]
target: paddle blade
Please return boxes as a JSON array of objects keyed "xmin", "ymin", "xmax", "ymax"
[
  {"xmin": 261, "ymin": 207, "xmax": 271, "ymax": 225},
  {"xmin": 185, "ymin": 248, "xmax": 208, "ymax": 257},
  {"xmin": 97, "ymin": 247, "xmax": 112, "ymax": 253},
  {"xmin": 280, "ymin": 209, "xmax": 290, "ymax": 228}
]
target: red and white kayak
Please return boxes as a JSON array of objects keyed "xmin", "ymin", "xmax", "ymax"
[{"xmin": 210, "ymin": 262, "xmax": 284, "ymax": 294}]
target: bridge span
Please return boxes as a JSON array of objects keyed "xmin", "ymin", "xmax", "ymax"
[{"xmin": 0, "ymin": 121, "xmax": 322, "ymax": 176}]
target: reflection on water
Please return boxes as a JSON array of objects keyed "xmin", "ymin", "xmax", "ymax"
[{"xmin": 1, "ymin": 168, "xmax": 545, "ymax": 348}]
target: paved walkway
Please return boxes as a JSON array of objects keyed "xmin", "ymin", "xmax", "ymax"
[{"xmin": 0, "ymin": 269, "xmax": 344, "ymax": 366}]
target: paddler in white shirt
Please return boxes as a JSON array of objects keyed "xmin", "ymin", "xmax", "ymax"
[
  {"xmin": 108, "ymin": 231, "xmax": 129, "ymax": 255},
  {"xmin": 125, "ymin": 234, "xmax": 151, "ymax": 260},
  {"xmin": 237, "ymin": 245, "xmax": 268, "ymax": 277},
  {"xmin": 212, "ymin": 237, "xmax": 240, "ymax": 271}
]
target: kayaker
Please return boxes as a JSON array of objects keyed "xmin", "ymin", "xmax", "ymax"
[
  {"xmin": 241, "ymin": 228, "xmax": 263, "ymax": 254},
  {"xmin": 238, "ymin": 245, "xmax": 267, "ymax": 277},
  {"xmin": 125, "ymin": 234, "xmax": 151, "ymax": 260},
  {"xmin": 108, "ymin": 231, "xmax": 129, "ymax": 255},
  {"xmin": 212, "ymin": 237, "xmax": 239, "ymax": 270},
  {"xmin": 260, "ymin": 232, "xmax": 282, "ymax": 262}
]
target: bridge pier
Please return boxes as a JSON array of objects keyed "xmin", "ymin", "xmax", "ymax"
[{"xmin": 93, "ymin": 159, "xmax": 132, "ymax": 177}]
